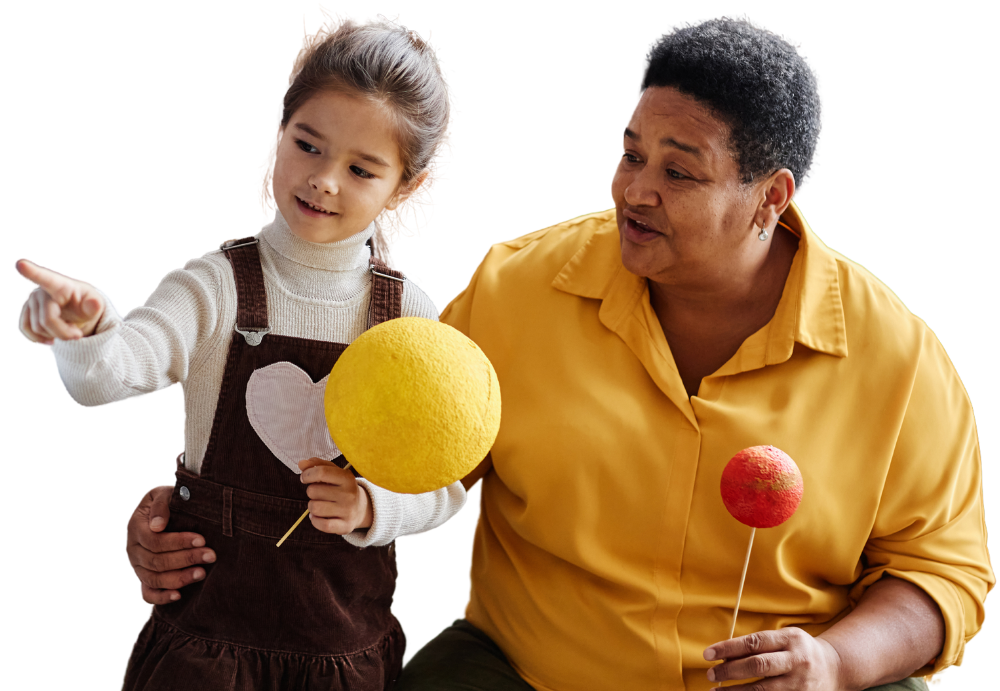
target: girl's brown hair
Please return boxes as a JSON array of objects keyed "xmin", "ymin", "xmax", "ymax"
[{"xmin": 276, "ymin": 19, "xmax": 450, "ymax": 259}]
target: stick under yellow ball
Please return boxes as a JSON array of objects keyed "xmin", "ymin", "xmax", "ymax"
[{"xmin": 277, "ymin": 317, "xmax": 501, "ymax": 546}]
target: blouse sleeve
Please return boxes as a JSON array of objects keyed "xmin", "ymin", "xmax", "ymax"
[{"xmin": 851, "ymin": 327, "xmax": 994, "ymax": 673}]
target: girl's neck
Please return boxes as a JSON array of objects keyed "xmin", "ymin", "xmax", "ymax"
[{"xmin": 262, "ymin": 210, "xmax": 375, "ymax": 272}]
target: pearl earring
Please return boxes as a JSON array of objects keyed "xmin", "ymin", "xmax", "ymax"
[{"xmin": 758, "ymin": 224, "xmax": 769, "ymax": 241}]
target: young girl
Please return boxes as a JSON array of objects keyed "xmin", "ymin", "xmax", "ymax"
[{"xmin": 17, "ymin": 19, "xmax": 463, "ymax": 691}]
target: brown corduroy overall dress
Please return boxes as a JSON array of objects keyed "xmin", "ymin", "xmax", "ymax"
[{"xmin": 123, "ymin": 237, "xmax": 406, "ymax": 691}]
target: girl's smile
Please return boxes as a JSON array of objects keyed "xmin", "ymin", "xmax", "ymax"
[{"xmin": 296, "ymin": 196, "xmax": 338, "ymax": 217}]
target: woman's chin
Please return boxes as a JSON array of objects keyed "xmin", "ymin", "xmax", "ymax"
[{"xmin": 620, "ymin": 232, "xmax": 672, "ymax": 279}]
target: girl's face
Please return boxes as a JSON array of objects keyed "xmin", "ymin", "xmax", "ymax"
[{"xmin": 272, "ymin": 90, "xmax": 410, "ymax": 244}]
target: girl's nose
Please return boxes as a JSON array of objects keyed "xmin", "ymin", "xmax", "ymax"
[{"xmin": 309, "ymin": 168, "xmax": 339, "ymax": 195}]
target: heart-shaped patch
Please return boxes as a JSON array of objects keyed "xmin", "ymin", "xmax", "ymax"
[{"xmin": 245, "ymin": 361, "xmax": 341, "ymax": 474}]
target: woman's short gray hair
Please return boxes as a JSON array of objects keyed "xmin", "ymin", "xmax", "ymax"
[{"xmin": 643, "ymin": 18, "xmax": 821, "ymax": 186}]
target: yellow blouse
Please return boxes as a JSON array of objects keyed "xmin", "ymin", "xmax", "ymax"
[{"xmin": 440, "ymin": 204, "xmax": 993, "ymax": 691}]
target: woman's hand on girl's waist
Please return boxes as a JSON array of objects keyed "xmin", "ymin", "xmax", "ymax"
[{"xmin": 126, "ymin": 486, "xmax": 217, "ymax": 605}]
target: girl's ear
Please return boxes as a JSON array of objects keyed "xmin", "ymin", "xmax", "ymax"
[{"xmin": 385, "ymin": 170, "xmax": 429, "ymax": 211}]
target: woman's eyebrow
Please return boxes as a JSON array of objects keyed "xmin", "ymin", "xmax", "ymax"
[
  {"xmin": 293, "ymin": 122, "xmax": 390, "ymax": 167},
  {"xmin": 624, "ymin": 128, "xmax": 702, "ymax": 158}
]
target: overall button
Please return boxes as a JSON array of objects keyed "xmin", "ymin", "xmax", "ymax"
[{"xmin": 179, "ymin": 486, "xmax": 191, "ymax": 501}]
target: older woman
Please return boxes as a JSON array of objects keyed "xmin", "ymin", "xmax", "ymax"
[{"xmin": 127, "ymin": 18, "xmax": 991, "ymax": 691}]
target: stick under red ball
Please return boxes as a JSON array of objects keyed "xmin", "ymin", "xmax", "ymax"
[{"xmin": 720, "ymin": 445, "xmax": 803, "ymax": 638}]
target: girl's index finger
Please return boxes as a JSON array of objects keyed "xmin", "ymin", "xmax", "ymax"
[
  {"xmin": 15, "ymin": 259, "xmax": 72, "ymax": 299},
  {"xmin": 14, "ymin": 259, "xmax": 65, "ymax": 293},
  {"xmin": 14, "ymin": 259, "xmax": 35, "ymax": 283}
]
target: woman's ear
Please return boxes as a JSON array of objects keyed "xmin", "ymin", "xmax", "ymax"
[
  {"xmin": 385, "ymin": 170, "xmax": 429, "ymax": 211},
  {"xmin": 763, "ymin": 168, "xmax": 795, "ymax": 218}
]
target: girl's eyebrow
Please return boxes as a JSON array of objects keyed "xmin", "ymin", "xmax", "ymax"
[{"xmin": 293, "ymin": 122, "xmax": 390, "ymax": 168}]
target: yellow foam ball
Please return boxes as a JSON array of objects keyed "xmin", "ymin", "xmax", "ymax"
[{"xmin": 324, "ymin": 317, "xmax": 501, "ymax": 494}]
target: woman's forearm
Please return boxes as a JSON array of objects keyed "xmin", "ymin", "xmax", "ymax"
[{"xmin": 820, "ymin": 575, "xmax": 944, "ymax": 690}]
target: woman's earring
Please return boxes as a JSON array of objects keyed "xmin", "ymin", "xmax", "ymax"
[{"xmin": 758, "ymin": 224, "xmax": 769, "ymax": 241}]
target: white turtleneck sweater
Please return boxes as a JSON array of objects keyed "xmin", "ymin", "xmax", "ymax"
[{"xmin": 52, "ymin": 213, "xmax": 466, "ymax": 547}]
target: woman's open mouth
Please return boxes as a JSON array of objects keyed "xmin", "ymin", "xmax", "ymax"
[
  {"xmin": 623, "ymin": 216, "xmax": 662, "ymax": 244},
  {"xmin": 296, "ymin": 197, "xmax": 337, "ymax": 217}
]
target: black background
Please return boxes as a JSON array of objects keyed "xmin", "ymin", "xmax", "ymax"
[{"xmin": 14, "ymin": 4, "xmax": 996, "ymax": 688}]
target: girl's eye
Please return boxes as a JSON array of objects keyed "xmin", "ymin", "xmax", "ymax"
[
  {"xmin": 295, "ymin": 139, "xmax": 319, "ymax": 154},
  {"xmin": 290, "ymin": 141, "xmax": 374, "ymax": 179}
]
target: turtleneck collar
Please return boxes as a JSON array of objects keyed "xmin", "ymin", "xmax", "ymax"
[{"xmin": 260, "ymin": 211, "xmax": 375, "ymax": 272}]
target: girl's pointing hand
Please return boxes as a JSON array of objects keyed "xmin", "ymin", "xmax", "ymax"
[
  {"xmin": 16, "ymin": 259, "xmax": 105, "ymax": 344},
  {"xmin": 299, "ymin": 458, "xmax": 373, "ymax": 535}
]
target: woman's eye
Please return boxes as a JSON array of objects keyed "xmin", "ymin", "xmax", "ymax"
[
  {"xmin": 623, "ymin": 153, "xmax": 641, "ymax": 164},
  {"xmin": 295, "ymin": 139, "xmax": 319, "ymax": 154},
  {"xmin": 667, "ymin": 168, "xmax": 687, "ymax": 180},
  {"xmin": 350, "ymin": 165, "xmax": 375, "ymax": 179}
]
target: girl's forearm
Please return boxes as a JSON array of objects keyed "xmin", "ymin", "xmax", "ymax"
[{"xmin": 819, "ymin": 575, "xmax": 944, "ymax": 690}]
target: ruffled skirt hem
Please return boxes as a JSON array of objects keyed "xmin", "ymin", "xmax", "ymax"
[{"xmin": 122, "ymin": 614, "xmax": 404, "ymax": 691}]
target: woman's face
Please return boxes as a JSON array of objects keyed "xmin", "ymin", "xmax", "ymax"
[
  {"xmin": 272, "ymin": 90, "xmax": 408, "ymax": 244},
  {"xmin": 611, "ymin": 87, "xmax": 761, "ymax": 289}
]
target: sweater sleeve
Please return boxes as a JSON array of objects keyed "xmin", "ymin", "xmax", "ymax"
[
  {"xmin": 344, "ymin": 479, "xmax": 468, "ymax": 548},
  {"xmin": 51, "ymin": 256, "xmax": 225, "ymax": 406}
]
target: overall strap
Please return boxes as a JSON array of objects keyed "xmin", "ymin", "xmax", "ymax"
[
  {"xmin": 221, "ymin": 237, "xmax": 270, "ymax": 346},
  {"xmin": 368, "ymin": 258, "xmax": 405, "ymax": 328}
]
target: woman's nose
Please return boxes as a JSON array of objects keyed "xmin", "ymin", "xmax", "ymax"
[{"xmin": 623, "ymin": 168, "xmax": 660, "ymax": 207}]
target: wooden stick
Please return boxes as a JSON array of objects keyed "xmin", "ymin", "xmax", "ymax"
[
  {"xmin": 728, "ymin": 526, "xmax": 756, "ymax": 640},
  {"xmin": 276, "ymin": 461, "xmax": 352, "ymax": 548}
]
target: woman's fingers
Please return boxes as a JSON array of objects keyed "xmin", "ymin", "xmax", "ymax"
[
  {"xmin": 139, "ymin": 583, "xmax": 181, "ymax": 605},
  {"xmin": 133, "ymin": 543, "xmax": 209, "ymax": 604},
  {"xmin": 705, "ymin": 630, "xmax": 790, "ymax": 662},
  {"xmin": 143, "ymin": 485, "xmax": 174, "ymax": 533},
  {"xmin": 704, "ymin": 628, "xmax": 841, "ymax": 690},
  {"xmin": 136, "ymin": 567, "xmax": 205, "ymax": 605},
  {"xmin": 129, "ymin": 537, "xmax": 214, "ymax": 588},
  {"xmin": 125, "ymin": 485, "xmax": 215, "ymax": 604},
  {"xmin": 708, "ymin": 650, "xmax": 792, "ymax": 684}
]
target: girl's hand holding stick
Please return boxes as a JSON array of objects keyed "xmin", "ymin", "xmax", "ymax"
[
  {"xmin": 17, "ymin": 259, "xmax": 105, "ymax": 343},
  {"xmin": 297, "ymin": 458, "xmax": 372, "ymax": 536}
]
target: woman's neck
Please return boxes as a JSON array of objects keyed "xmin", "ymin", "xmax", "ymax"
[
  {"xmin": 650, "ymin": 230, "xmax": 797, "ymax": 337},
  {"xmin": 650, "ymin": 228, "xmax": 799, "ymax": 396}
]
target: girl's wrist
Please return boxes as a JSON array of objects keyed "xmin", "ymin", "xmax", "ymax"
[{"xmin": 355, "ymin": 485, "xmax": 373, "ymax": 531}]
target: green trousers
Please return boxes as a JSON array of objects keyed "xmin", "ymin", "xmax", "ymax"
[{"xmin": 397, "ymin": 620, "xmax": 929, "ymax": 691}]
